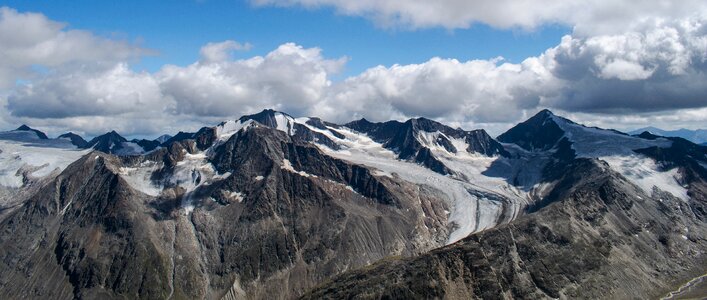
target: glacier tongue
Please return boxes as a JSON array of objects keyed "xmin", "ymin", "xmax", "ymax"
[{"xmin": 311, "ymin": 125, "xmax": 533, "ymax": 244}]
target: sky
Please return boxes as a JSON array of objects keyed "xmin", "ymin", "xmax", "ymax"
[{"xmin": 0, "ymin": 1, "xmax": 706, "ymax": 139}]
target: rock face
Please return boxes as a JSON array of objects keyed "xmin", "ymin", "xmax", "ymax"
[
  {"xmin": 346, "ymin": 117, "xmax": 508, "ymax": 174},
  {"xmin": 131, "ymin": 139, "xmax": 161, "ymax": 152},
  {"xmin": 497, "ymin": 109, "xmax": 565, "ymax": 151},
  {"xmin": 0, "ymin": 122, "xmax": 450, "ymax": 299},
  {"xmin": 16, "ymin": 124, "xmax": 49, "ymax": 140},
  {"xmin": 0, "ymin": 109, "xmax": 705, "ymax": 300},
  {"xmin": 58, "ymin": 132, "xmax": 88, "ymax": 148},
  {"xmin": 85, "ymin": 131, "xmax": 129, "ymax": 153},
  {"xmin": 302, "ymin": 159, "xmax": 707, "ymax": 299}
]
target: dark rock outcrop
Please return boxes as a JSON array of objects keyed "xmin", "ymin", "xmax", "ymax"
[
  {"xmin": 16, "ymin": 124, "xmax": 49, "ymax": 139},
  {"xmin": 0, "ymin": 125, "xmax": 451, "ymax": 299},
  {"xmin": 497, "ymin": 109, "xmax": 566, "ymax": 151},
  {"xmin": 85, "ymin": 130, "xmax": 129, "ymax": 153},
  {"xmin": 131, "ymin": 139, "xmax": 161, "ymax": 152},
  {"xmin": 58, "ymin": 132, "xmax": 88, "ymax": 148}
]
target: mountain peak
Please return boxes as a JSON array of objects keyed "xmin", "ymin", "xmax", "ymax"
[
  {"xmin": 537, "ymin": 108, "xmax": 555, "ymax": 116},
  {"xmin": 15, "ymin": 124, "xmax": 49, "ymax": 139},
  {"xmin": 497, "ymin": 109, "xmax": 565, "ymax": 151},
  {"xmin": 155, "ymin": 134, "xmax": 172, "ymax": 144},
  {"xmin": 58, "ymin": 132, "xmax": 88, "ymax": 148}
]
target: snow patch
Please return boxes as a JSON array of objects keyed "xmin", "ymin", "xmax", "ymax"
[
  {"xmin": 215, "ymin": 119, "xmax": 255, "ymax": 142},
  {"xmin": 113, "ymin": 142, "xmax": 145, "ymax": 156},
  {"xmin": 169, "ymin": 151, "xmax": 230, "ymax": 214},
  {"xmin": 274, "ymin": 113, "xmax": 296, "ymax": 135},
  {"xmin": 600, "ymin": 155, "xmax": 688, "ymax": 201},
  {"xmin": 281, "ymin": 159, "xmax": 317, "ymax": 177},
  {"xmin": 551, "ymin": 116, "xmax": 672, "ymax": 157},
  {"xmin": 118, "ymin": 161, "xmax": 162, "ymax": 196},
  {"xmin": 416, "ymin": 131, "xmax": 450, "ymax": 153},
  {"xmin": 229, "ymin": 191, "xmax": 244, "ymax": 203},
  {"xmin": 549, "ymin": 117, "xmax": 688, "ymax": 201},
  {"xmin": 373, "ymin": 170, "xmax": 393, "ymax": 178}
]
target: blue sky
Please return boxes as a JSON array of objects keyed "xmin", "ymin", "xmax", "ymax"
[{"xmin": 3, "ymin": 0, "xmax": 570, "ymax": 77}]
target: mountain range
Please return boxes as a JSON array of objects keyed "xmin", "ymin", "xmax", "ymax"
[
  {"xmin": 0, "ymin": 109, "xmax": 705, "ymax": 299},
  {"xmin": 630, "ymin": 126, "xmax": 707, "ymax": 145}
]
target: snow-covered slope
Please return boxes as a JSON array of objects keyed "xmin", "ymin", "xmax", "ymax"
[
  {"xmin": 5, "ymin": 109, "xmax": 699, "ymax": 245},
  {"xmin": 0, "ymin": 131, "xmax": 89, "ymax": 188},
  {"xmin": 155, "ymin": 134, "xmax": 172, "ymax": 144},
  {"xmin": 282, "ymin": 120, "xmax": 538, "ymax": 244},
  {"xmin": 142, "ymin": 110, "xmax": 553, "ymax": 244},
  {"xmin": 548, "ymin": 115, "xmax": 688, "ymax": 200}
]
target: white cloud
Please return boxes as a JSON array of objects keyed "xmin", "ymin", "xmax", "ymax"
[
  {"xmin": 0, "ymin": 7, "xmax": 147, "ymax": 88},
  {"xmin": 316, "ymin": 57, "xmax": 551, "ymax": 124},
  {"xmin": 160, "ymin": 43, "xmax": 346, "ymax": 118},
  {"xmin": 199, "ymin": 40, "xmax": 252, "ymax": 63},
  {"xmin": 8, "ymin": 63, "xmax": 164, "ymax": 119},
  {"xmin": 5, "ymin": 42, "xmax": 348, "ymax": 136},
  {"xmin": 250, "ymin": 0, "xmax": 707, "ymax": 35}
]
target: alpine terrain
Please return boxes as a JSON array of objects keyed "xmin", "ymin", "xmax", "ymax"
[{"xmin": 0, "ymin": 109, "xmax": 704, "ymax": 299}]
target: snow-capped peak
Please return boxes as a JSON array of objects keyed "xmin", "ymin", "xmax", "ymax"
[{"xmin": 155, "ymin": 134, "xmax": 172, "ymax": 144}]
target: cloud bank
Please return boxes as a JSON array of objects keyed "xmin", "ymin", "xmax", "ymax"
[
  {"xmin": 250, "ymin": 0, "xmax": 707, "ymax": 35},
  {"xmin": 1, "ymin": 6, "xmax": 706, "ymax": 137}
]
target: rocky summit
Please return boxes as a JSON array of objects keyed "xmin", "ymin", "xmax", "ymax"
[{"xmin": 0, "ymin": 109, "xmax": 705, "ymax": 299}]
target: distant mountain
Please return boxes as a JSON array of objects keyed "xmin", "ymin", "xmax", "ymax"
[
  {"xmin": 629, "ymin": 126, "xmax": 707, "ymax": 144},
  {"xmin": 15, "ymin": 124, "xmax": 48, "ymax": 139},
  {"xmin": 0, "ymin": 109, "xmax": 705, "ymax": 299},
  {"xmin": 131, "ymin": 139, "xmax": 161, "ymax": 152},
  {"xmin": 58, "ymin": 132, "xmax": 88, "ymax": 148},
  {"xmin": 346, "ymin": 117, "xmax": 508, "ymax": 174},
  {"xmin": 85, "ymin": 130, "xmax": 146, "ymax": 155},
  {"xmin": 154, "ymin": 134, "xmax": 172, "ymax": 144}
]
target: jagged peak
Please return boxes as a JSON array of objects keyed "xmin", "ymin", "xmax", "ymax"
[
  {"xmin": 16, "ymin": 124, "xmax": 32, "ymax": 131},
  {"xmin": 89, "ymin": 130, "xmax": 128, "ymax": 145},
  {"xmin": 105, "ymin": 131, "xmax": 126, "ymax": 140},
  {"xmin": 14, "ymin": 124, "xmax": 49, "ymax": 139},
  {"xmin": 536, "ymin": 108, "xmax": 555, "ymax": 116},
  {"xmin": 238, "ymin": 108, "xmax": 293, "ymax": 121}
]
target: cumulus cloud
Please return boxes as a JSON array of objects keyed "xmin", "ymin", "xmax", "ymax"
[
  {"xmin": 0, "ymin": 7, "xmax": 147, "ymax": 88},
  {"xmin": 542, "ymin": 18, "xmax": 707, "ymax": 113},
  {"xmin": 160, "ymin": 43, "xmax": 346, "ymax": 118},
  {"xmin": 312, "ymin": 16, "xmax": 707, "ymax": 124},
  {"xmin": 5, "ymin": 42, "xmax": 347, "ymax": 136},
  {"xmin": 250, "ymin": 0, "xmax": 707, "ymax": 34},
  {"xmin": 315, "ymin": 57, "xmax": 551, "ymax": 123},
  {"xmin": 8, "ymin": 63, "xmax": 164, "ymax": 118}
]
